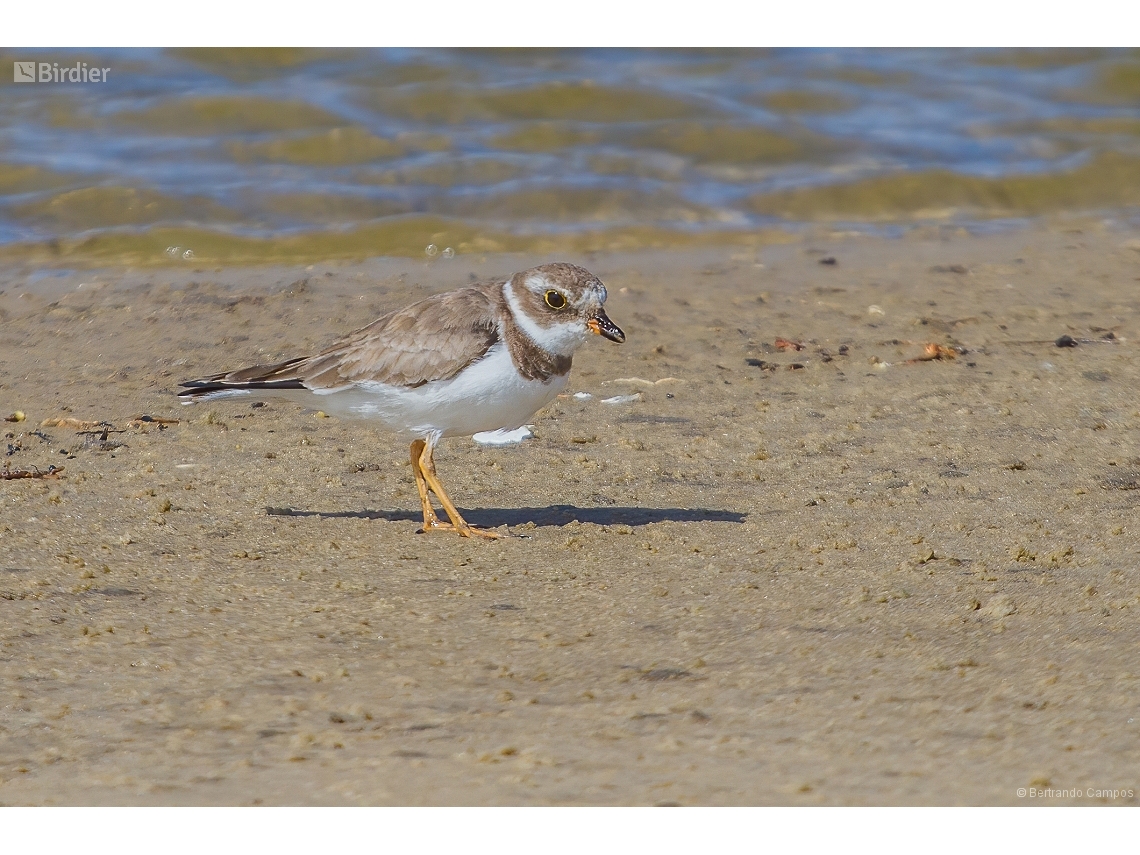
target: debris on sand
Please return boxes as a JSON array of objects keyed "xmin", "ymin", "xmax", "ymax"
[
  {"xmin": 745, "ymin": 358, "xmax": 777, "ymax": 371},
  {"xmin": 126, "ymin": 414, "xmax": 180, "ymax": 428},
  {"xmin": 39, "ymin": 416, "xmax": 178, "ymax": 446},
  {"xmin": 774, "ymin": 337, "xmax": 805, "ymax": 352},
  {"xmin": 607, "ymin": 377, "xmax": 683, "ymax": 388},
  {"xmin": 473, "ymin": 426, "xmax": 534, "ymax": 446},
  {"xmin": 41, "ymin": 417, "xmax": 107, "ymax": 430},
  {"xmin": 2, "ymin": 463, "xmax": 64, "ymax": 480},
  {"xmin": 906, "ymin": 343, "xmax": 962, "ymax": 363}
]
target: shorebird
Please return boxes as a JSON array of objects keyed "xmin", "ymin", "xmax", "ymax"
[{"xmin": 179, "ymin": 262, "xmax": 625, "ymax": 538}]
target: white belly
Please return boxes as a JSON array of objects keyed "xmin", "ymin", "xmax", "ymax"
[{"xmin": 307, "ymin": 342, "xmax": 567, "ymax": 438}]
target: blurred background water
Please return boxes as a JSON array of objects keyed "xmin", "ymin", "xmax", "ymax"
[{"xmin": 1, "ymin": 47, "xmax": 1138, "ymax": 266}]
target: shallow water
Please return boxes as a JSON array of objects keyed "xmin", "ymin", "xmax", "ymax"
[{"xmin": 1, "ymin": 48, "xmax": 1138, "ymax": 264}]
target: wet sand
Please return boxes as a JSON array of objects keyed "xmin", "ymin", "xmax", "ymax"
[{"xmin": 1, "ymin": 224, "xmax": 1138, "ymax": 805}]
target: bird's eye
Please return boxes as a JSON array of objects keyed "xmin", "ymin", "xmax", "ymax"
[{"xmin": 544, "ymin": 290, "xmax": 567, "ymax": 309}]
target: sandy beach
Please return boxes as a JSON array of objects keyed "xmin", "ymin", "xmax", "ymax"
[{"xmin": 1, "ymin": 223, "xmax": 1138, "ymax": 805}]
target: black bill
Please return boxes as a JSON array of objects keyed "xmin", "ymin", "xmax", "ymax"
[{"xmin": 588, "ymin": 309, "xmax": 625, "ymax": 343}]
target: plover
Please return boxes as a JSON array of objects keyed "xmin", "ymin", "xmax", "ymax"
[{"xmin": 179, "ymin": 262, "xmax": 625, "ymax": 538}]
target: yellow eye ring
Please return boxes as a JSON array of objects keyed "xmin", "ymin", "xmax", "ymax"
[{"xmin": 544, "ymin": 290, "xmax": 567, "ymax": 310}]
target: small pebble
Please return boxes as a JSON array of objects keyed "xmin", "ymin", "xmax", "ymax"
[{"xmin": 980, "ymin": 595, "xmax": 1016, "ymax": 618}]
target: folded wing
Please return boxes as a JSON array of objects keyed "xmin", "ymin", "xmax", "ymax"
[{"xmin": 179, "ymin": 285, "xmax": 502, "ymax": 399}]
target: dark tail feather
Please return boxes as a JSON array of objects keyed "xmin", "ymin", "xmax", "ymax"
[
  {"xmin": 179, "ymin": 356, "xmax": 309, "ymax": 401},
  {"xmin": 178, "ymin": 377, "xmax": 307, "ymax": 400}
]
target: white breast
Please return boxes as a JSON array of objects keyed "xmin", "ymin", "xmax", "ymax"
[{"xmin": 306, "ymin": 342, "xmax": 567, "ymax": 438}]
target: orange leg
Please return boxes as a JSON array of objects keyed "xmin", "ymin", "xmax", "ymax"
[
  {"xmin": 409, "ymin": 439, "xmax": 448, "ymax": 532},
  {"xmin": 410, "ymin": 437, "xmax": 501, "ymax": 539}
]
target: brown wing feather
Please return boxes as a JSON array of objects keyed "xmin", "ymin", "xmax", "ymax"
[
  {"xmin": 181, "ymin": 285, "xmax": 503, "ymax": 399},
  {"xmin": 299, "ymin": 284, "xmax": 501, "ymax": 389},
  {"xmin": 182, "ymin": 283, "xmax": 504, "ymax": 397}
]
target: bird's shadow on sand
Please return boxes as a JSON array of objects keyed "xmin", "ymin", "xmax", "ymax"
[{"xmin": 266, "ymin": 504, "xmax": 746, "ymax": 528}]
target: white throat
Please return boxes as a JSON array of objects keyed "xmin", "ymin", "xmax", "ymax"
[{"xmin": 503, "ymin": 281, "xmax": 588, "ymax": 357}]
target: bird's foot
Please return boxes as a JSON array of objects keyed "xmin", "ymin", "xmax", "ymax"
[
  {"xmin": 417, "ymin": 518, "xmax": 506, "ymax": 539},
  {"xmin": 458, "ymin": 524, "xmax": 505, "ymax": 540}
]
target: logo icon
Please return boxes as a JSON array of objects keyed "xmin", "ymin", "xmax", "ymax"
[{"xmin": 14, "ymin": 62, "xmax": 36, "ymax": 83}]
